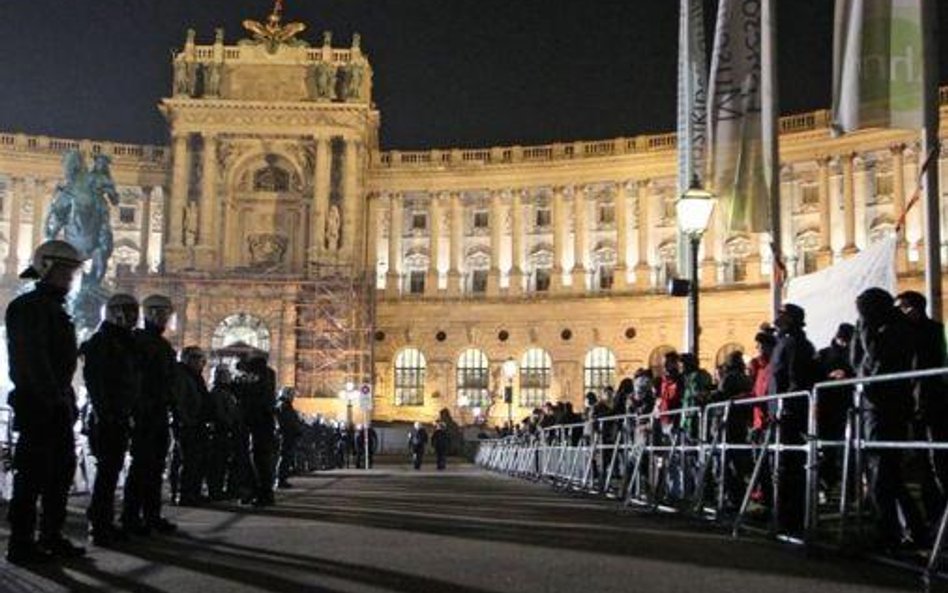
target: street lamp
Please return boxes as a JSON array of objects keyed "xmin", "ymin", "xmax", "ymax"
[
  {"xmin": 338, "ymin": 380, "xmax": 356, "ymax": 427},
  {"xmin": 675, "ymin": 178, "xmax": 715, "ymax": 361},
  {"xmin": 502, "ymin": 357, "xmax": 518, "ymax": 428}
]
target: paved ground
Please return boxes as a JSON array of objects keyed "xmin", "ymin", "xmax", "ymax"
[{"xmin": 0, "ymin": 459, "xmax": 928, "ymax": 593}]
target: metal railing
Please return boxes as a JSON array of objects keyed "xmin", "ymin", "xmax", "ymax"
[{"xmin": 476, "ymin": 367, "xmax": 948, "ymax": 583}]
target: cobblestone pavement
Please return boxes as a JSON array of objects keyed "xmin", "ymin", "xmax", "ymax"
[{"xmin": 0, "ymin": 460, "xmax": 922, "ymax": 593}]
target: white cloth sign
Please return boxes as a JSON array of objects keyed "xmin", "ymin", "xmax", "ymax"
[{"xmin": 786, "ymin": 237, "xmax": 897, "ymax": 350}]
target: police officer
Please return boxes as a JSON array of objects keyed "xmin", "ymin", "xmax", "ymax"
[
  {"xmin": 5, "ymin": 240, "xmax": 86, "ymax": 564},
  {"xmin": 81, "ymin": 293, "xmax": 140, "ymax": 546},
  {"xmin": 276, "ymin": 387, "xmax": 302, "ymax": 489},
  {"xmin": 122, "ymin": 294, "xmax": 178, "ymax": 535},
  {"xmin": 173, "ymin": 346, "xmax": 212, "ymax": 506},
  {"xmin": 234, "ymin": 353, "xmax": 276, "ymax": 506}
]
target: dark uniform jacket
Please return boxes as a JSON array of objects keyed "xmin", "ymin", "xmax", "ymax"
[
  {"xmin": 276, "ymin": 401, "xmax": 303, "ymax": 440},
  {"xmin": 80, "ymin": 321, "xmax": 140, "ymax": 427},
  {"xmin": 908, "ymin": 316, "xmax": 948, "ymax": 421},
  {"xmin": 173, "ymin": 362, "xmax": 212, "ymax": 430},
  {"xmin": 767, "ymin": 328, "xmax": 819, "ymax": 426},
  {"xmin": 431, "ymin": 428, "xmax": 449, "ymax": 453},
  {"xmin": 6, "ymin": 282, "xmax": 78, "ymax": 430},
  {"xmin": 132, "ymin": 324, "xmax": 177, "ymax": 425}
]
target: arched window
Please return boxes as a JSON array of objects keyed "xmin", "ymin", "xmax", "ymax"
[
  {"xmin": 457, "ymin": 348, "xmax": 490, "ymax": 406},
  {"xmin": 583, "ymin": 347, "xmax": 616, "ymax": 396},
  {"xmin": 648, "ymin": 345, "xmax": 677, "ymax": 378},
  {"xmin": 520, "ymin": 348, "xmax": 552, "ymax": 407},
  {"xmin": 715, "ymin": 343, "xmax": 745, "ymax": 369},
  {"xmin": 394, "ymin": 348, "xmax": 426, "ymax": 406},
  {"xmin": 211, "ymin": 313, "xmax": 271, "ymax": 353}
]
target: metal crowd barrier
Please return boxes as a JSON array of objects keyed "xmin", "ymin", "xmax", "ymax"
[{"xmin": 476, "ymin": 367, "xmax": 948, "ymax": 584}]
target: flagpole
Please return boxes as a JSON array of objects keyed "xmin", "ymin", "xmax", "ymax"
[
  {"xmin": 765, "ymin": 0, "xmax": 782, "ymax": 318},
  {"xmin": 922, "ymin": 0, "xmax": 942, "ymax": 321}
]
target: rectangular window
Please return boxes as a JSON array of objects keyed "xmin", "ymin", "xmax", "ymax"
[
  {"xmin": 119, "ymin": 206, "xmax": 136, "ymax": 224},
  {"xmin": 471, "ymin": 269, "xmax": 488, "ymax": 293},
  {"xmin": 411, "ymin": 212, "xmax": 427, "ymax": 231},
  {"xmin": 409, "ymin": 270, "xmax": 426, "ymax": 294},
  {"xmin": 801, "ymin": 185, "xmax": 819, "ymax": 206},
  {"xmin": 535, "ymin": 208, "xmax": 551, "ymax": 228},
  {"xmin": 599, "ymin": 266, "xmax": 614, "ymax": 290},
  {"xmin": 876, "ymin": 174, "xmax": 894, "ymax": 197},
  {"xmin": 473, "ymin": 210, "xmax": 489, "ymax": 229},
  {"xmin": 598, "ymin": 204, "xmax": 615, "ymax": 225},
  {"xmin": 802, "ymin": 251, "xmax": 818, "ymax": 275},
  {"xmin": 731, "ymin": 259, "xmax": 747, "ymax": 282},
  {"xmin": 535, "ymin": 268, "xmax": 551, "ymax": 292}
]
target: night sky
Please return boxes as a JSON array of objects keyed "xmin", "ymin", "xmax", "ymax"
[{"xmin": 0, "ymin": 1, "xmax": 946, "ymax": 150}]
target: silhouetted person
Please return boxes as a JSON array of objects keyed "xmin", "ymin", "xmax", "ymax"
[
  {"xmin": 234, "ymin": 353, "xmax": 276, "ymax": 506},
  {"xmin": 853, "ymin": 287, "xmax": 926, "ymax": 548},
  {"xmin": 356, "ymin": 424, "xmax": 378, "ymax": 469},
  {"xmin": 6, "ymin": 241, "xmax": 86, "ymax": 564},
  {"xmin": 767, "ymin": 303, "xmax": 819, "ymax": 534},
  {"xmin": 123, "ymin": 294, "xmax": 178, "ymax": 536},
  {"xmin": 276, "ymin": 387, "xmax": 303, "ymax": 488},
  {"xmin": 817, "ymin": 323, "xmax": 855, "ymax": 493},
  {"xmin": 432, "ymin": 422, "xmax": 449, "ymax": 470},
  {"xmin": 408, "ymin": 422, "xmax": 428, "ymax": 469},
  {"xmin": 207, "ymin": 366, "xmax": 238, "ymax": 501},
  {"xmin": 897, "ymin": 290, "xmax": 948, "ymax": 523},
  {"xmin": 82, "ymin": 293, "xmax": 140, "ymax": 547},
  {"xmin": 173, "ymin": 346, "xmax": 212, "ymax": 506}
]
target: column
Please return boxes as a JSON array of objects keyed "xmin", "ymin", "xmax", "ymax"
[
  {"xmin": 852, "ymin": 157, "xmax": 869, "ymax": 251},
  {"xmin": 197, "ymin": 132, "xmax": 218, "ymax": 266},
  {"xmin": 30, "ymin": 180, "xmax": 46, "ymax": 249},
  {"xmin": 779, "ymin": 167, "xmax": 795, "ymax": 277},
  {"xmin": 614, "ymin": 181, "xmax": 628, "ymax": 290},
  {"xmin": 385, "ymin": 193, "xmax": 402, "ymax": 297},
  {"xmin": 509, "ymin": 189, "xmax": 524, "ymax": 295},
  {"xmin": 426, "ymin": 192, "xmax": 441, "ymax": 296},
  {"xmin": 816, "ymin": 157, "xmax": 833, "ymax": 268},
  {"xmin": 311, "ymin": 135, "xmax": 331, "ymax": 260},
  {"xmin": 571, "ymin": 185, "xmax": 587, "ymax": 292},
  {"xmin": 891, "ymin": 144, "xmax": 909, "ymax": 272},
  {"xmin": 167, "ymin": 133, "xmax": 189, "ymax": 250},
  {"xmin": 635, "ymin": 181, "xmax": 651, "ymax": 288},
  {"xmin": 5, "ymin": 177, "xmax": 21, "ymax": 278},
  {"xmin": 551, "ymin": 186, "xmax": 566, "ymax": 290},
  {"xmin": 447, "ymin": 191, "xmax": 462, "ymax": 295},
  {"xmin": 487, "ymin": 190, "xmax": 502, "ymax": 296},
  {"xmin": 842, "ymin": 153, "xmax": 857, "ymax": 254},
  {"xmin": 366, "ymin": 193, "xmax": 381, "ymax": 289},
  {"xmin": 343, "ymin": 138, "xmax": 361, "ymax": 257},
  {"xmin": 138, "ymin": 186, "xmax": 152, "ymax": 274}
]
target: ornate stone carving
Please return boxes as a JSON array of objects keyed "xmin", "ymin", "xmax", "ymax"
[{"xmin": 247, "ymin": 233, "xmax": 288, "ymax": 266}]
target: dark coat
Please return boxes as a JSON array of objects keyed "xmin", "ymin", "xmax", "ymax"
[
  {"xmin": 80, "ymin": 321, "xmax": 140, "ymax": 426},
  {"xmin": 431, "ymin": 427, "xmax": 449, "ymax": 453},
  {"xmin": 6, "ymin": 282, "xmax": 78, "ymax": 430},
  {"xmin": 409, "ymin": 427, "xmax": 429, "ymax": 451},
  {"xmin": 173, "ymin": 362, "xmax": 212, "ymax": 430},
  {"xmin": 851, "ymin": 311, "xmax": 916, "ymax": 421},
  {"xmin": 132, "ymin": 323, "xmax": 177, "ymax": 424},
  {"xmin": 907, "ymin": 316, "xmax": 948, "ymax": 420},
  {"xmin": 767, "ymin": 328, "xmax": 819, "ymax": 426},
  {"xmin": 276, "ymin": 401, "xmax": 303, "ymax": 440}
]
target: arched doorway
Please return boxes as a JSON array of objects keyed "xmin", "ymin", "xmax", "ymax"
[{"xmin": 212, "ymin": 313, "xmax": 271, "ymax": 353}]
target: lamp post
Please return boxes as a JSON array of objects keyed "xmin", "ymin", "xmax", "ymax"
[
  {"xmin": 338, "ymin": 380, "xmax": 356, "ymax": 427},
  {"xmin": 502, "ymin": 357, "xmax": 517, "ymax": 428},
  {"xmin": 675, "ymin": 179, "xmax": 715, "ymax": 362}
]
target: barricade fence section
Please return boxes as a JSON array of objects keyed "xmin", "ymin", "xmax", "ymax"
[{"xmin": 476, "ymin": 368, "xmax": 948, "ymax": 581}]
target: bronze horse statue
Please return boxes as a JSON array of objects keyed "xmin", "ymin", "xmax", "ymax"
[{"xmin": 44, "ymin": 150, "xmax": 118, "ymax": 289}]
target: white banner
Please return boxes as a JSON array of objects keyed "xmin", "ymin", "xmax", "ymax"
[
  {"xmin": 677, "ymin": 0, "xmax": 708, "ymax": 277},
  {"xmin": 785, "ymin": 236, "xmax": 897, "ymax": 350},
  {"xmin": 832, "ymin": 0, "xmax": 926, "ymax": 133},
  {"xmin": 707, "ymin": 0, "xmax": 776, "ymax": 235}
]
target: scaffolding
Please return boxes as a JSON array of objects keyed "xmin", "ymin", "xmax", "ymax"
[{"xmin": 294, "ymin": 263, "xmax": 375, "ymax": 399}]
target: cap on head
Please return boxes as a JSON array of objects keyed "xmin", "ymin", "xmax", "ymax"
[
  {"xmin": 142, "ymin": 294, "xmax": 173, "ymax": 310},
  {"xmin": 180, "ymin": 345, "xmax": 206, "ymax": 365},
  {"xmin": 779, "ymin": 303, "xmax": 806, "ymax": 327},
  {"xmin": 21, "ymin": 240, "xmax": 82, "ymax": 280},
  {"xmin": 107, "ymin": 293, "xmax": 138, "ymax": 309}
]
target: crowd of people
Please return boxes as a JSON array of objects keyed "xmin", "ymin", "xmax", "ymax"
[
  {"xmin": 500, "ymin": 289, "xmax": 947, "ymax": 551},
  {"xmin": 1, "ymin": 240, "xmax": 379, "ymax": 566}
]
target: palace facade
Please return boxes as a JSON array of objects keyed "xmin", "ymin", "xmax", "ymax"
[{"xmin": 0, "ymin": 18, "xmax": 946, "ymax": 424}]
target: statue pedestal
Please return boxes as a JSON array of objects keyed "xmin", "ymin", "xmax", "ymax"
[{"xmin": 71, "ymin": 281, "xmax": 110, "ymax": 336}]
